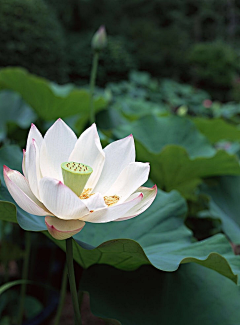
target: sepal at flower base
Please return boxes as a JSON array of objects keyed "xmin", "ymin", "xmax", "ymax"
[{"xmin": 45, "ymin": 216, "xmax": 85, "ymax": 240}]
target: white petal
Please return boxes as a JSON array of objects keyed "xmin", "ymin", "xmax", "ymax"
[
  {"xmin": 25, "ymin": 140, "xmax": 42, "ymax": 200},
  {"xmin": 104, "ymin": 162, "xmax": 150, "ymax": 203},
  {"xmin": 39, "ymin": 177, "xmax": 89, "ymax": 220},
  {"xmin": 25, "ymin": 124, "xmax": 43, "ymax": 178},
  {"xmin": 40, "ymin": 119, "xmax": 77, "ymax": 180},
  {"xmin": 45, "ymin": 216, "xmax": 85, "ymax": 240},
  {"xmin": 94, "ymin": 135, "xmax": 135, "ymax": 194},
  {"xmin": 82, "ymin": 193, "xmax": 107, "ymax": 210},
  {"xmin": 3, "ymin": 166, "xmax": 50, "ymax": 216},
  {"xmin": 26, "ymin": 123, "xmax": 43, "ymax": 152},
  {"xmin": 69, "ymin": 124, "xmax": 105, "ymax": 189},
  {"xmin": 80, "ymin": 192, "xmax": 143, "ymax": 223},
  {"xmin": 115, "ymin": 185, "xmax": 157, "ymax": 221},
  {"xmin": 22, "ymin": 149, "xmax": 26, "ymax": 177}
]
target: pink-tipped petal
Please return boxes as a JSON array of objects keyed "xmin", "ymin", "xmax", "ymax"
[
  {"xmin": 3, "ymin": 166, "xmax": 51, "ymax": 216},
  {"xmin": 94, "ymin": 135, "xmax": 135, "ymax": 194},
  {"xmin": 115, "ymin": 185, "xmax": 157, "ymax": 221},
  {"xmin": 40, "ymin": 119, "xmax": 77, "ymax": 180},
  {"xmin": 26, "ymin": 124, "xmax": 43, "ymax": 152},
  {"xmin": 39, "ymin": 177, "xmax": 89, "ymax": 220},
  {"xmin": 25, "ymin": 124, "xmax": 43, "ymax": 178},
  {"xmin": 45, "ymin": 216, "xmax": 85, "ymax": 240},
  {"xmin": 69, "ymin": 124, "xmax": 105, "ymax": 189},
  {"xmin": 104, "ymin": 162, "xmax": 150, "ymax": 203},
  {"xmin": 80, "ymin": 192, "xmax": 143, "ymax": 223}
]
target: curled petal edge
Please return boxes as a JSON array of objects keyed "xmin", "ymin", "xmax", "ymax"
[
  {"xmin": 3, "ymin": 165, "xmax": 51, "ymax": 216},
  {"xmin": 80, "ymin": 192, "xmax": 144, "ymax": 223},
  {"xmin": 116, "ymin": 185, "xmax": 158, "ymax": 221}
]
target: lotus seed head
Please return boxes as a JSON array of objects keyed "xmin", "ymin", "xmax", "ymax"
[{"xmin": 61, "ymin": 162, "xmax": 93, "ymax": 175}]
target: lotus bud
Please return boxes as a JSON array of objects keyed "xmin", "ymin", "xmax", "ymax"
[
  {"xmin": 177, "ymin": 105, "xmax": 188, "ymax": 116},
  {"xmin": 61, "ymin": 162, "xmax": 93, "ymax": 196},
  {"xmin": 91, "ymin": 25, "xmax": 107, "ymax": 52}
]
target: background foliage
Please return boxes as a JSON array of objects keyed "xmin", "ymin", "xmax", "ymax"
[
  {"xmin": 1, "ymin": 0, "xmax": 240, "ymax": 99},
  {"xmin": 1, "ymin": 0, "xmax": 240, "ymax": 323}
]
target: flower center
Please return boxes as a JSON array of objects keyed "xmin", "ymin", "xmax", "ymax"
[
  {"xmin": 80, "ymin": 188, "xmax": 120, "ymax": 207},
  {"xmin": 61, "ymin": 161, "xmax": 93, "ymax": 196}
]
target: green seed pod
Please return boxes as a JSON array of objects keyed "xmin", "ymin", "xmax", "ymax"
[{"xmin": 61, "ymin": 162, "xmax": 93, "ymax": 196}]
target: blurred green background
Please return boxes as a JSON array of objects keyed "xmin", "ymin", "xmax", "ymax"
[
  {"xmin": 1, "ymin": 0, "xmax": 240, "ymax": 100},
  {"xmin": 2, "ymin": 1, "xmax": 240, "ymax": 324}
]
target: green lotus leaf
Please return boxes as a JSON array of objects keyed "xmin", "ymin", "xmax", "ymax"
[
  {"xmin": 136, "ymin": 144, "xmax": 240, "ymax": 200},
  {"xmin": 49, "ymin": 188, "xmax": 240, "ymax": 284},
  {"xmin": 114, "ymin": 115, "xmax": 216, "ymax": 158},
  {"xmin": 193, "ymin": 117, "xmax": 240, "ymax": 144},
  {"xmin": 80, "ymin": 263, "xmax": 240, "ymax": 325},
  {"xmin": 114, "ymin": 115, "xmax": 240, "ymax": 199},
  {"xmin": 0, "ymin": 67, "xmax": 107, "ymax": 123},
  {"xmin": 202, "ymin": 176, "xmax": 240, "ymax": 244}
]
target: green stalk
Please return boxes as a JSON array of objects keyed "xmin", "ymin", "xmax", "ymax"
[
  {"xmin": 89, "ymin": 51, "xmax": 99, "ymax": 124},
  {"xmin": 17, "ymin": 231, "xmax": 31, "ymax": 325},
  {"xmin": 66, "ymin": 237, "xmax": 82, "ymax": 325},
  {"xmin": 54, "ymin": 263, "xmax": 68, "ymax": 325}
]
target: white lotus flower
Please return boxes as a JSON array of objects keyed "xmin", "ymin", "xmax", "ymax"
[{"xmin": 3, "ymin": 119, "xmax": 157, "ymax": 240}]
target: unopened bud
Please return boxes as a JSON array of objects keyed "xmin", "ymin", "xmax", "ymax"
[
  {"xmin": 91, "ymin": 26, "xmax": 107, "ymax": 52},
  {"xmin": 177, "ymin": 105, "xmax": 188, "ymax": 116}
]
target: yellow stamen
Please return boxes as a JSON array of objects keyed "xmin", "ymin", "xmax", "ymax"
[
  {"xmin": 103, "ymin": 195, "xmax": 120, "ymax": 206},
  {"xmin": 79, "ymin": 188, "xmax": 120, "ymax": 207},
  {"xmin": 79, "ymin": 188, "xmax": 94, "ymax": 200}
]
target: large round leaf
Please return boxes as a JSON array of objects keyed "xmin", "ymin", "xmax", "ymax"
[
  {"xmin": 0, "ymin": 68, "xmax": 107, "ymax": 122},
  {"xmin": 202, "ymin": 176, "xmax": 240, "ymax": 244},
  {"xmin": 0, "ymin": 90, "xmax": 36, "ymax": 141},
  {"xmin": 136, "ymin": 144, "xmax": 240, "ymax": 200},
  {"xmin": 193, "ymin": 117, "xmax": 240, "ymax": 144},
  {"xmin": 0, "ymin": 145, "xmax": 22, "ymax": 185},
  {"xmin": 114, "ymin": 115, "xmax": 240, "ymax": 199},
  {"xmin": 80, "ymin": 263, "xmax": 240, "ymax": 325},
  {"xmin": 114, "ymin": 115, "xmax": 215, "ymax": 158},
  {"xmin": 50, "ymin": 188, "xmax": 240, "ymax": 284}
]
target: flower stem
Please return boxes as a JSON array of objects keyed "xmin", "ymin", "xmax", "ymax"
[
  {"xmin": 66, "ymin": 237, "xmax": 82, "ymax": 325},
  {"xmin": 54, "ymin": 263, "xmax": 68, "ymax": 325},
  {"xmin": 89, "ymin": 51, "xmax": 99, "ymax": 124},
  {"xmin": 17, "ymin": 231, "xmax": 31, "ymax": 325}
]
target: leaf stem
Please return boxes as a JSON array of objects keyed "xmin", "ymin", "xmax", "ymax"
[
  {"xmin": 17, "ymin": 231, "xmax": 31, "ymax": 325},
  {"xmin": 66, "ymin": 237, "xmax": 82, "ymax": 325},
  {"xmin": 54, "ymin": 262, "xmax": 68, "ymax": 325},
  {"xmin": 89, "ymin": 51, "xmax": 99, "ymax": 124}
]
